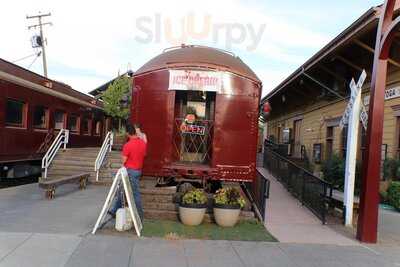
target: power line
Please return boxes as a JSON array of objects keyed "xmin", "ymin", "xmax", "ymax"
[
  {"xmin": 12, "ymin": 52, "xmax": 41, "ymax": 63},
  {"xmin": 26, "ymin": 12, "xmax": 52, "ymax": 77},
  {"xmin": 27, "ymin": 52, "xmax": 41, "ymax": 69}
]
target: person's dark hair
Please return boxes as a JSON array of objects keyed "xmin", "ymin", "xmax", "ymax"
[
  {"xmin": 133, "ymin": 123, "xmax": 142, "ymax": 129},
  {"xmin": 126, "ymin": 124, "xmax": 136, "ymax": 136}
]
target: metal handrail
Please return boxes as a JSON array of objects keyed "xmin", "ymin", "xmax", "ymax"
[
  {"xmin": 94, "ymin": 131, "xmax": 114, "ymax": 181},
  {"xmin": 264, "ymin": 146, "xmax": 333, "ymax": 224},
  {"xmin": 42, "ymin": 129, "xmax": 69, "ymax": 179}
]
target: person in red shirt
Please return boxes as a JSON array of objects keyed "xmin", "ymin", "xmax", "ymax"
[{"xmin": 109, "ymin": 124, "xmax": 147, "ymax": 221}]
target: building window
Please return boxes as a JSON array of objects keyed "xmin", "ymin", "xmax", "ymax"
[
  {"xmin": 67, "ymin": 114, "xmax": 80, "ymax": 133},
  {"xmin": 360, "ymin": 126, "xmax": 367, "ymax": 161},
  {"xmin": 81, "ymin": 116, "xmax": 91, "ymax": 135},
  {"xmin": 341, "ymin": 126, "xmax": 348, "ymax": 159},
  {"xmin": 33, "ymin": 106, "xmax": 49, "ymax": 129},
  {"xmin": 326, "ymin": 126, "xmax": 334, "ymax": 159},
  {"xmin": 54, "ymin": 110, "xmax": 66, "ymax": 130},
  {"xmin": 5, "ymin": 99, "xmax": 26, "ymax": 127},
  {"xmin": 94, "ymin": 120, "xmax": 102, "ymax": 136}
]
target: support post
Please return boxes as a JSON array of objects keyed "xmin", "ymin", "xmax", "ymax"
[{"xmin": 357, "ymin": 0, "xmax": 399, "ymax": 243}]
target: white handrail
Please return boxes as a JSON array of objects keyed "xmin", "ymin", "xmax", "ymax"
[
  {"xmin": 94, "ymin": 131, "xmax": 114, "ymax": 181},
  {"xmin": 42, "ymin": 129, "xmax": 69, "ymax": 179}
]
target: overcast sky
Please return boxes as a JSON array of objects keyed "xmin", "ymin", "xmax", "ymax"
[{"xmin": 0, "ymin": 0, "xmax": 382, "ymax": 96}]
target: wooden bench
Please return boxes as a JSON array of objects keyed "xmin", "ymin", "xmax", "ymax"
[
  {"xmin": 39, "ymin": 173, "xmax": 90, "ymax": 199},
  {"xmin": 327, "ymin": 190, "xmax": 360, "ymax": 220}
]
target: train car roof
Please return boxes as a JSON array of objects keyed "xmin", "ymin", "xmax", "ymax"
[
  {"xmin": 0, "ymin": 58, "xmax": 103, "ymax": 109},
  {"xmin": 134, "ymin": 45, "xmax": 262, "ymax": 84}
]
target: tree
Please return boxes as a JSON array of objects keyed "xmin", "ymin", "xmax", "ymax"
[{"xmin": 101, "ymin": 75, "xmax": 132, "ymax": 131}]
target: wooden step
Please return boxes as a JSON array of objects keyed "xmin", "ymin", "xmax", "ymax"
[
  {"xmin": 52, "ymin": 159, "xmax": 94, "ymax": 167},
  {"xmin": 143, "ymin": 202, "xmax": 178, "ymax": 211},
  {"xmin": 144, "ymin": 209, "xmax": 178, "ymax": 221},
  {"xmin": 48, "ymin": 165, "xmax": 94, "ymax": 172}
]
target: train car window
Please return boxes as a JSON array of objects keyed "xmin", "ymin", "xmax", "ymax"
[
  {"xmin": 5, "ymin": 99, "xmax": 26, "ymax": 128},
  {"xmin": 33, "ymin": 106, "xmax": 49, "ymax": 129},
  {"xmin": 67, "ymin": 114, "xmax": 80, "ymax": 133},
  {"xmin": 82, "ymin": 117, "xmax": 91, "ymax": 135},
  {"xmin": 94, "ymin": 120, "xmax": 102, "ymax": 136},
  {"xmin": 54, "ymin": 110, "xmax": 66, "ymax": 129}
]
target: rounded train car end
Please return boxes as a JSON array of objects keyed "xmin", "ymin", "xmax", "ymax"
[{"xmin": 131, "ymin": 45, "xmax": 262, "ymax": 183}]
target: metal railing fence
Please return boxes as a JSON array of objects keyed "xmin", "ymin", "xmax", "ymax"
[{"xmin": 264, "ymin": 146, "xmax": 333, "ymax": 224}]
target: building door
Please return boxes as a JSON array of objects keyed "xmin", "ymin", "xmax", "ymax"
[{"xmin": 293, "ymin": 119, "xmax": 303, "ymax": 158}]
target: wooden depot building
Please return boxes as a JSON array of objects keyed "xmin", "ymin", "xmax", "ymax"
[{"xmin": 262, "ymin": 5, "xmax": 400, "ymax": 174}]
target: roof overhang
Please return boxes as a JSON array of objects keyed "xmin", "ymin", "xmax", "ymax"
[
  {"xmin": 262, "ymin": 7, "xmax": 379, "ymax": 104},
  {"xmin": 0, "ymin": 70, "xmax": 102, "ymax": 110}
]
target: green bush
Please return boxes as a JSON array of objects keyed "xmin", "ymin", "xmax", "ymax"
[
  {"xmin": 383, "ymin": 158, "xmax": 400, "ymax": 181},
  {"xmin": 321, "ymin": 154, "xmax": 361, "ymax": 194},
  {"xmin": 387, "ymin": 182, "xmax": 400, "ymax": 211},
  {"xmin": 321, "ymin": 154, "xmax": 345, "ymax": 188}
]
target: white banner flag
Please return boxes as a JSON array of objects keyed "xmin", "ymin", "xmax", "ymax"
[{"xmin": 168, "ymin": 70, "xmax": 222, "ymax": 92}]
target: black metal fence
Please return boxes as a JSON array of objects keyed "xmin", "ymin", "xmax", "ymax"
[
  {"xmin": 264, "ymin": 146, "xmax": 333, "ymax": 224},
  {"xmin": 245, "ymin": 170, "xmax": 270, "ymax": 221}
]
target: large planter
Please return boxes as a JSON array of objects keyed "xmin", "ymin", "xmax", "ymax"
[
  {"xmin": 213, "ymin": 203, "xmax": 241, "ymax": 227},
  {"xmin": 179, "ymin": 203, "xmax": 207, "ymax": 226}
]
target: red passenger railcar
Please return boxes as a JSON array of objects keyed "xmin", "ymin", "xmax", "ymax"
[
  {"xmin": 131, "ymin": 45, "xmax": 262, "ymax": 182},
  {"xmin": 0, "ymin": 58, "xmax": 108, "ymax": 177}
]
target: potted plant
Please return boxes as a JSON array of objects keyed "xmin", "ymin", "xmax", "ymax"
[
  {"xmin": 179, "ymin": 189, "xmax": 208, "ymax": 226},
  {"xmin": 213, "ymin": 187, "xmax": 246, "ymax": 227}
]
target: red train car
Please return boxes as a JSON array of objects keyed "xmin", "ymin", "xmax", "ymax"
[
  {"xmin": 132, "ymin": 45, "xmax": 262, "ymax": 182},
  {"xmin": 0, "ymin": 58, "xmax": 108, "ymax": 178}
]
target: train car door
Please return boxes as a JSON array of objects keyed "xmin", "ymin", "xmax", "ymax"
[{"xmin": 173, "ymin": 91, "xmax": 216, "ymax": 165}]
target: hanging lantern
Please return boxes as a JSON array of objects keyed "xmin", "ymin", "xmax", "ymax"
[{"xmin": 263, "ymin": 102, "xmax": 271, "ymax": 115}]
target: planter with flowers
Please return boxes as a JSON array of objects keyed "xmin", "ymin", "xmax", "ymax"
[
  {"xmin": 179, "ymin": 189, "xmax": 208, "ymax": 226},
  {"xmin": 213, "ymin": 187, "xmax": 246, "ymax": 227}
]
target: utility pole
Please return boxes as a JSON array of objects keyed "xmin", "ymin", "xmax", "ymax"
[{"xmin": 26, "ymin": 12, "xmax": 52, "ymax": 77}]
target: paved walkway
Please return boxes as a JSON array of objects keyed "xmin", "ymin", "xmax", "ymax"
[
  {"xmin": 0, "ymin": 181, "xmax": 399, "ymax": 266},
  {"xmin": 1, "ymin": 232, "xmax": 400, "ymax": 267},
  {"xmin": 259, "ymin": 167, "xmax": 358, "ymax": 245}
]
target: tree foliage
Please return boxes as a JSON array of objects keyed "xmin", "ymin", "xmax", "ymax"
[{"xmin": 101, "ymin": 76, "xmax": 131, "ymax": 120}]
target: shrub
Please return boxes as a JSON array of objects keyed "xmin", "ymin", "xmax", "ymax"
[
  {"xmin": 382, "ymin": 158, "xmax": 400, "ymax": 181},
  {"xmin": 214, "ymin": 187, "xmax": 246, "ymax": 208},
  {"xmin": 181, "ymin": 189, "xmax": 207, "ymax": 205},
  {"xmin": 380, "ymin": 190, "xmax": 388, "ymax": 204},
  {"xmin": 387, "ymin": 181, "xmax": 400, "ymax": 211},
  {"xmin": 321, "ymin": 154, "xmax": 362, "ymax": 194},
  {"xmin": 321, "ymin": 154, "xmax": 345, "ymax": 188}
]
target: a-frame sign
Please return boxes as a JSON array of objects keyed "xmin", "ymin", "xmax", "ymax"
[{"xmin": 92, "ymin": 167, "xmax": 143, "ymax": 236}]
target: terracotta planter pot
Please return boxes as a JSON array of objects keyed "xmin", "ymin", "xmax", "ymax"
[
  {"xmin": 179, "ymin": 203, "xmax": 207, "ymax": 226},
  {"xmin": 213, "ymin": 203, "xmax": 241, "ymax": 227}
]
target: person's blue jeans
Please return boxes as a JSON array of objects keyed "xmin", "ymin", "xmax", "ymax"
[{"xmin": 110, "ymin": 169, "xmax": 144, "ymax": 222}]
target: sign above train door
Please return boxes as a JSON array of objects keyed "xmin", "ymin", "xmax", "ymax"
[{"xmin": 168, "ymin": 70, "xmax": 222, "ymax": 92}]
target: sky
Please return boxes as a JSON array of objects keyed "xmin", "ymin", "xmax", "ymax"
[{"xmin": 0, "ymin": 0, "xmax": 383, "ymax": 97}]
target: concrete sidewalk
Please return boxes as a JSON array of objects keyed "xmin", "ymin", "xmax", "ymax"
[{"xmin": 1, "ymin": 232, "xmax": 400, "ymax": 267}]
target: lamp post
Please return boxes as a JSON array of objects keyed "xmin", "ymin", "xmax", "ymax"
[{"xmin": 357, "ymin": 0, "xmax": 400, "ymax": 243}]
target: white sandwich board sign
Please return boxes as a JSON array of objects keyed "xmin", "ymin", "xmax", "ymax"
[
  {"xmin": 340, "ymin": 70, "xmax": 367, "ymax": 227},
  {"xmin": 92, "ymin": 167, "xmax": 143, "ymax": 236}
]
